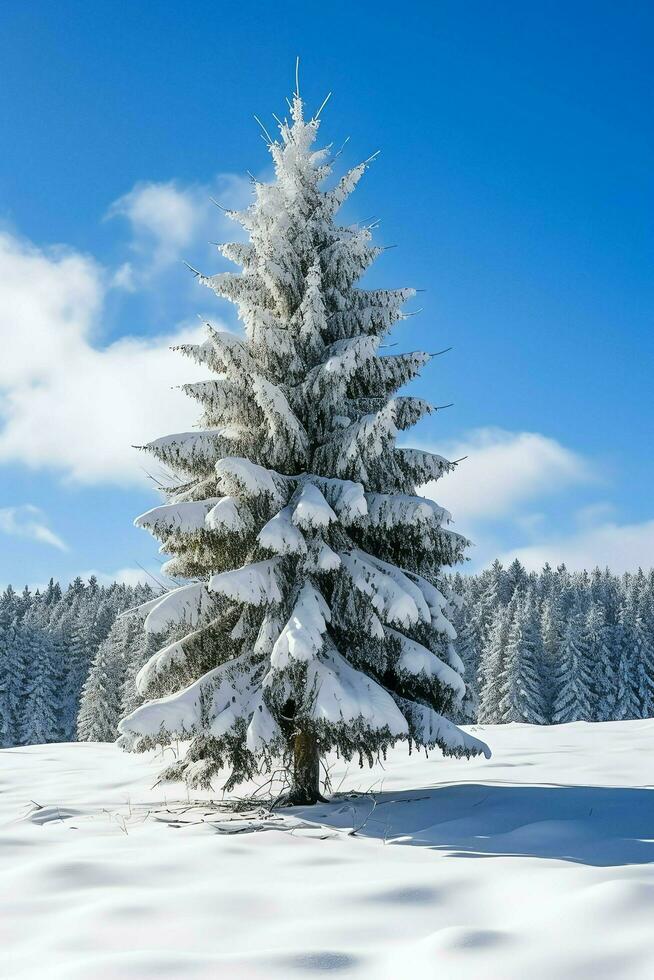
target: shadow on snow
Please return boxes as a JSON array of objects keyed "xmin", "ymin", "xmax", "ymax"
[{"xmin": 296, "ymin": 783, "xmax": 654, "ymax": 867}]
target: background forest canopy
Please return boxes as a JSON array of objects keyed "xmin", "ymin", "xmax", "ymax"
[
  {"xmin": 1, "ymin": 558, "xmax": 653, "ymax": 750},
  {"xmin": 0, "ymin": 576, "xmax": 154, "ymax": 747}
]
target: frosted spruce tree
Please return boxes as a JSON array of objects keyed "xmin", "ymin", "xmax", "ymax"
[
  {"xmin": 20, "ymin": 625, "xmax": 60, "ymax": 746},
  {"xmin": 632, "ymin": 613, "xmax": 654, "ymax": 718},
  {"xmin": 477, "ymin": 600, "xmax": 515, "ymax": 724},
  {"xmin": 78, "ymin": 615, "xmax": 167, "ymax": 741},
  {"xmin": 552, "ymin": 607, "xmax": 594, "ymax": 723},
  {"xmin": 585, "ymin": 602, "xmax": 616, "ymax": 722},
  {"xmin": 614, "ymin": 606, "xmax": 640, "ymax": 721},
  {"xmin": 0, "ymin": 588, "xmax": 25, "ymax": 747},
  {"xmin": 453, "ymin": 612, "xmax": 480, "ymax": 723},
  {"xmin": 119, "ymin": 86, "xmax": 489, "ymax": 803},
  {"xmin": 499, "ymin": 594, "xmax": 547, "ymax": 724},
  {"xmin": 77, "ymin": 630, "xmax": 127, "ymax": 742}
]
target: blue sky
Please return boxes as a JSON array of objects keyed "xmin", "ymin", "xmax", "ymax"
[{"xmin": 1, "ymin": 0, "xmax": 653, "ymax": 588}]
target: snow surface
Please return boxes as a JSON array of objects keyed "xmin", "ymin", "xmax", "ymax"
[
  {"xmin": 2, "ymin": 721, "xmax": 654, "ymax": 979},
  {"xmin": 141, "ymin": 582, "xmax": 214, "ymax": 634}
]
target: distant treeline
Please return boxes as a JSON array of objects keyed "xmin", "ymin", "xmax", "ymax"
[
  {"xmin": 447, "ymin": 562, "xmax": 654, "ymax": 725},
  {"xmin": 0, "ymin": 577, "xmax": 154, "ymax": 746},
  {"xmin": 2, "ymin": 562, "xmax": 653, "ymax": 750}
]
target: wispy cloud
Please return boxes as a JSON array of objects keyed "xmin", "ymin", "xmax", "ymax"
[
  {"xmin": 421, "ymin": 427, "xmax": 594, "ymax": 526},
  {"xmin": 420, "ymin": 429, "xmax": 654, "ymax": 573},
  {"xmin": 499, "ymin": 519, "xmax": 654, "ymax": 573},
  {"xmin": 0, "ymin": 230, "xmax": 207, "ymax": 485},
  {"xmin": 0, "ymin": 505, "xmax": 67, "ymax": 551},
  {"xmin": 78, "ymin": 565, "xmax": 169, "ymax": 589},
  {"xmin": 0, "ymin": 175, "xmax": 250, "ymax": 486},
  {"xmin": 107, "ymin": 174, "xmax": 251, "ymax": 286}
]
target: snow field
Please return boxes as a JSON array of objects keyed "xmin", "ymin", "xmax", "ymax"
[{"xmin": 1, "ymin": 720, "xmax": 653, "ymax": 979}]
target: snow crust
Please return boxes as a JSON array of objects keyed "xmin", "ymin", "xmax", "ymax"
[
  {"xmin": 341, "ymin": 550, "xmax": 432, "ymax": 628},
  {"xmin": 386, "ymin": 627, "xmax": 466, "ymax": 698},
  {"xmin": 204, "ymin": 496, "xmax": 249, "ymax": 533},
  {"xmin": 270, "ymin": 583, "xmax": 329, "ymax": 669},
  {"xmin": 307, "ymin": 648, "xmax": 409, "ymax": 732},
  {"xmin": 2, "ymin": 722, "xmax": 654, "ymax": 979},
  {"xmin": 291, "ymin": 483, "xmax": 337, "ymax": 530},
  {"xmin": 209, "ymin": 558, "xmax": 284, "ymax": 606},
  {"xmin": 134, "ymin": 498, "xmax": 221, "ymax": 534},
  {"xmin": 141, "ymin": 583, "xmax": 214, "ymax": 634},
  {"xmin": 215, "ymin": 456, "xmax": 287, "ymax": 502},
  {"xmin": 257, "ymin": 505, "xmax": 307, "ymax": 555}
]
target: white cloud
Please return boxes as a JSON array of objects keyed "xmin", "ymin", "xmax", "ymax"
[
  {"xmin": 0, "ymin": 232, "xmax": 104, "ymax": 389},
  {"xmin": 0, "ymin": 174, "xmax": 252, "ymax": 487},
  {"xmin": 500, "ymin": 520, "xmax": 654, "ymax": 574},
  {"xmin": 108, "ymin": 180, "xmax": 206, "ymax": 272},
  {"xmin": 79, "ymin": 566, "xmax": 168, "ymax": 589},
  {"xmin": 0, "ymin": 505, "xmax": 67, "ymax": 551},
  {"xmin": 421, "ymin": 428, "xmax": 593, "ymax": 525},
  {"xmin": 574, "ymin": 501, "xmax": 616, "ymax": 527},
  {"xmin": 423, "ymin": 430, "xmax": 654, "ymax": 573},
  {"xmin": 107, "ymin": 174, "xmax": 251, "ymax": 284},
  {"xmin": 0, "ymin": 229, "xmax": 222, "ymax": 486}
]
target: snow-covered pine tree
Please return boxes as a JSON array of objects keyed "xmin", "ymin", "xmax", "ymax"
[
  {"xmin": 552, "ymin": 605, "xmax": 594, "ymax": 723},
  {"xmin": 58, "ymin": 597, "xmax": 93, "ymax": 741},
  {"xmin": 585, "ymin": 602, "xmax": 616, "ymax": 721},
  {"xmin": 453, "ymin": 611, "xmax": 480, "ymax": 722},
  {"xmin": 77, "ymin": 630, "xmax": 127, "ymax": 742},
  {"xmin": 627, "ymin": 576, "xmax": 654, "ymax": 720},
  {"xmin": 540, "ymin": 594, "xmax": 565, "ymax": 722},
  {"xmin": 632, "ymin": 612, "xmax": 654, "ymax": 719},
  {"xmin": 20, "ymin": 620, "xmax": 60, "ymax": 746},
  {"xmin": 119, "ymin": 85, "xmax": 489, "ymax": 802},
  {"xmin": 477, "ymin": 600, "xmax": 515, "ymax": 724},
  {"xmin": 78, "ymin": 612, "xmax": 166, "ymax": 741},
  {"xmin": 613, "ymin": 603, "xmax": 640, "ymax": 721},
  {"xmin": 0, "ymin": 587, "xmax": 26, "ymax": 747},
  {"xmin": 120, "ymin": 627, "xmax": 163, "ymax": 720},
  {"xmin": 499, "ymin": 593, "xmax": 547, "ymax": 724},
  {"xmin": 505, "ymin": 558, "xmax": 528, "ymax": 600},
  {"xmin": 475, "ymin": 560, "xmax": 506, "ymax": 640}
]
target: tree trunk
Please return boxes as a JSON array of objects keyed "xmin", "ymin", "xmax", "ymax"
[{"xmin": 286, "ymin": 728, "xmax": 321, "ymax": 805}]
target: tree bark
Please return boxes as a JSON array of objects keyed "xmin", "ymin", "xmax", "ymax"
[{"xmin": 285, "ymin": 728, "xmax": 321, "ymax": 805}]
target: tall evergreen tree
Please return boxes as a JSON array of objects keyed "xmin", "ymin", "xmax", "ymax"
[
  {"xmin": 585, "ymin": 602, "xmax": 616, "ymax": 721},
  {"xmin": 552, "ymin": 607, "xmax": 594, "ymax": 723},
  {"xmin": 0, "ymin": 588, "xmax": 26, "ymax": 747},
  {"xmin": 499, "ymin": 594, "xmax": 547, "ymax": 724},
  {"xmin": 119, "ymin": 86, "xmax": 488, "ymax": 802},
  {"xmin": 478, "ymin": 602, "xmax": 514, "ymax": 723},
  {"xmin": 632, "ymin": 614, "xmax": 654, "ymax": 719},
  {"xmin": 20, "ymin": 624, "xmax": 60, "ymax": 745},
  {"xmin": 77, "ymin": 630, "xmax": 126, "ymax": 742},
  {"xmin": 540, "ymin": 596, "xmax": 564, "ymax": 722},
  {"xmin": 453, "ymin": 612, "xmax": 480, "ymax": 722},
  {"xmin": 78, "ymin": 612, "xmax": 165, "ymax": 741},
  {"xmin": 476, "ymin": 561, "xmax": 506, "ymax": 639},
  {"xmin": 120, "ymin": 627, "xmax": 163, "ymax": 720},
  {"xmin": 59, "ymin": 598, "xmax": 93, "ymax": 740},
  {"xmin": 505, "ymin": 558, "xmax": 528, "ymax": 600},
  {"xmin": 613, "ymin": 605, "xmax": 640, "ymax": 721}
]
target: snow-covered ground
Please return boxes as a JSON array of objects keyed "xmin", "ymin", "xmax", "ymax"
[{"xmin": 1, "ymin": 722, "xmax": 653, "ymax": 979}]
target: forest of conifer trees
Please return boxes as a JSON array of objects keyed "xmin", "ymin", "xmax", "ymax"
[
  {"xmin": 0, "ymin": 578, "xmax": 154, "ymax": 747},
  {"xmin": 2, "ymin": 560, "xmax": 653, "ymax": 750},
  {"xmin": 449, "ymin": 561, "xmax": 654, "ymax": 726}
]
